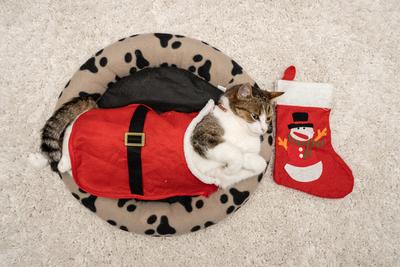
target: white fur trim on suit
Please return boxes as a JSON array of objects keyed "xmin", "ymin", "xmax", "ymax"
[
  {"xmin": 276, "ymin": 80, "xmax": 333, "ymax": 108},
  {"xmin": 183, "ymin": 100, "xmax": 219, "ymax": 185}
]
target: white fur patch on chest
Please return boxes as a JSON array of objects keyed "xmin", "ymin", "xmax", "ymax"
[{"xmin": 212, "ymin": 103, "xmax": 261, "ymax": 153}]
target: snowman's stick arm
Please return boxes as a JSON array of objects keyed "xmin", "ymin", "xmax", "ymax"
[
  {"xmin": 314, "ymin": 128, "xmax": 328, "ymax": 141},
  {"xmin": 277, "ymin": 137, "xmax": 288, "ymax": 150}
]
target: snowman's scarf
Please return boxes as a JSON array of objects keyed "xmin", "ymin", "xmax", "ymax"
[{"xmin": 287, "ymin": 134, "xmax": 325, "ymax": 159}]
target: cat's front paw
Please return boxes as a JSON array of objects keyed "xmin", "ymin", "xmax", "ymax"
[
  {"xmin": 224, "ymin": 161, "xmax": 242, "ymax": 175},
  {"xmin": 243, "ymin": 154, "xmax": 266, "ymax": 174}
]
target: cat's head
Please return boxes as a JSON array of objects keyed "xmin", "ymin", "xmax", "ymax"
[{"xmin": 223, "ymin": 83, "xmax": 284, "ymax": 136}]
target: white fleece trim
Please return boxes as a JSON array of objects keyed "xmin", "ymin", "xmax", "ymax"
[
  {"xmin": 183, "ymin": 99, "xmax": 217, "ymax": 185},
  {"xmin": 217, "ymin": 85, "xmax": 227, "ymax": 92},
  {"xmin": 276, "ymin": 80, "xmax": 333, "ymax": 108},
  {"xmin": 57, "ymin": 111, "xmax": 88, "ymax": 173}
]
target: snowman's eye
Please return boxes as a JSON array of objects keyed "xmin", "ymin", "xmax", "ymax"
[{"xmin": 303, "ymin": 127, "xmax": 305, "ymax": 130}]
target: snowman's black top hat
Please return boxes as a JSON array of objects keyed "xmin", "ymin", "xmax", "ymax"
[{"xmin": 288, "ymin": 112, "xmax": 314, "ymax": 129}]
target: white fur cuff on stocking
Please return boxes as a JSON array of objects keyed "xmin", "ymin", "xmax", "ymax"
[{"xmin": 276, "ymin": 80, "xmax": 333, "ymax": 108}]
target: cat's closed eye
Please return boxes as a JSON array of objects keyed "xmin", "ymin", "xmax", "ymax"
[
  {"xmin": 265, "ymin": 104, "xmax": 273, "ymax": 122},
  {"xmin": 251, "ymin": 113, "xmax": 259, "ymax": 120}
]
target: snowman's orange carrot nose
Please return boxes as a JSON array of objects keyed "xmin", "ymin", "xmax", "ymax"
[{"xmin": 293, "ymin": 131, "xmax": 308, "ymax": 139}]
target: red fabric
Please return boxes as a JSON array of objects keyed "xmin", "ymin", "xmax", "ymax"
[
  {"xmin": 282, "ymin": 66, "xmax": 296, "ymax": 81},
  {"xmin": 69, "ymin": 104, "xmax": 218, "ymax": 200},
  {"xmin": 274, "ymin": 105, "xmax": 354, "ymax": 198}
]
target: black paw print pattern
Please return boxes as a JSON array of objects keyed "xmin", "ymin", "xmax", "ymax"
[
  {"xmin": 80, "ymin": 48, "xmax": 109, "ymax": 74},
  {"xmin": 189, "ymin": 188, "xmax": 250, "ymax": 233},
  {"xmin": 104, "ymin": 198, "xmax": 138, "ymax": 232},
  {"xmin": 71, "ymin": 188, "xmax": 97, "ymax": 213},
  {"xmin": 117, "ymin": 198, "xmax": 137, "ymax": 212},
  {"xmin": 71, "ymin": 190, "xmax": 130, "ymax": 232},
  {"xmin": 219, "ymin": 188, "xmax": 250, "ymax": 215},
  {"xmin": 154, "ymin": 33, "xmax": 183, "ymax": 49},
  {"xmin": 187, "ymin": 53, "xmax": 212, "ymax": 82},
  {"xmin": 106, "ymin": 219, "xmax": 129, "ymax": 232},
  {"xmin": 189, "ymin": 220, "xmax": 216, "ymax": 233},
  {"xmin": 144, "ymin": 215, "xmax": 176, "ymax": 236}
]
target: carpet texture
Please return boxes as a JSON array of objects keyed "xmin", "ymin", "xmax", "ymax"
[{"xmin": 1, "ymin": 0, "xmax": 399, "ymax": 266}]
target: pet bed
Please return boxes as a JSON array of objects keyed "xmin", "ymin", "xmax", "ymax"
[{"xmin": 57, "ymin": 33, "xmax": 274, "ymax": 236}]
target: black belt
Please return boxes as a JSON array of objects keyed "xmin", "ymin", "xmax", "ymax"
[{"xmin": 125, "ymin": 105, "xmax": 149, "ymax": 195}]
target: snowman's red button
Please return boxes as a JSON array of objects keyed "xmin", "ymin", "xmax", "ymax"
[
  {"xmin": 299, "ymin": 147, "xmax": 303, "ymax": 152},
  {"xmin": 299, "ymin": 154, "xmax": 304, "ymax": 158}
]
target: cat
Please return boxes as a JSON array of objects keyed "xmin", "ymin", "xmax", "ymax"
[{"xmin": 189, "ymin": 83, "xmax": 283, "ymax": 188}]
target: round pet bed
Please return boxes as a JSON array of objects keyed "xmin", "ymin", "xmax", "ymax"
[{"xmin": 57, "ymin": 33, "xmax": 274, "ymax": 236}]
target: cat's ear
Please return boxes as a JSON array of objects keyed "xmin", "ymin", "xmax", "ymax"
[
  {"xmin": 237, "ymin": 83, "xmax": 253, "ymax": 99},
  {"xmin": 264, "ymin": 91, "xmax": 284, "ymax": 100}
]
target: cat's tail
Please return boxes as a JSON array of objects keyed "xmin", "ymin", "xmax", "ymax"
[{"xmin": 40, "ymin": 95, "xmax": 98, "ymax": 172}]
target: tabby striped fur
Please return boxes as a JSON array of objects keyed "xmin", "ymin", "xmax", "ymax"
[{"xmin": 40, "ymin": 95, "xmax": 98, "ymax": 171}]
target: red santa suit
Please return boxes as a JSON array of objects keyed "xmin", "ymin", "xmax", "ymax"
[{"xmin": 68, "ymin": 104, "xmax": 218, "ymax": 200}]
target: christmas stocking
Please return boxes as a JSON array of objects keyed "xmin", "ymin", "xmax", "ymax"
[{"xmin": 273, "ymin": 69, "xmax": 354, "ymax": 198}]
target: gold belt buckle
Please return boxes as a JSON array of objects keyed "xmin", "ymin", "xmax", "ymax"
[{"xmin": 125, "ymin": 132, "xmax": 145, "ymax": 147}]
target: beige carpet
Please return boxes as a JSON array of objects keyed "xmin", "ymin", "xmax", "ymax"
[{"xmin": 1, "ymin": 0, "xmax": 399, "ymax": 266}]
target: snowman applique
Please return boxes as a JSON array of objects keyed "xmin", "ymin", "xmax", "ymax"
[{"xmin": 277, "ymin": 112, "xmax": 327, "ymax": 182}]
